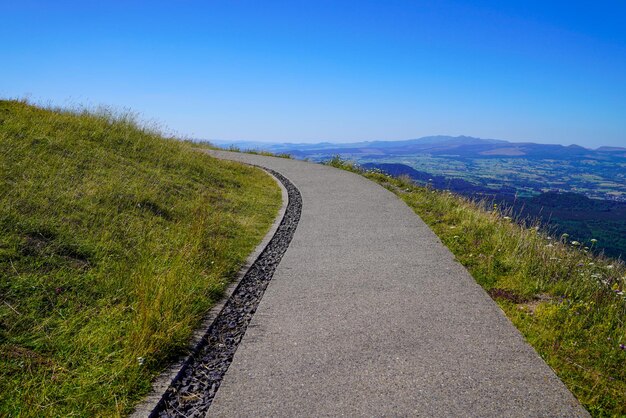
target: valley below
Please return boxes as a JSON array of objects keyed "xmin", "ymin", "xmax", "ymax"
[
  {"xmin": 218, "ymin": 136, "xmax": 626, "ymax": 259},
  {"xmin": 361, "ymin": 161, "xmax": 626, "ymax": 260}
]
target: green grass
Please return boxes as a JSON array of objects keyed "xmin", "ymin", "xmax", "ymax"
[
  {"xmin": 326, "ymin": 156, "xmax": 626, "ymax": 416},
  {"xmin": 0, "ymin": 100, "xmax": 281, "ymax": 416}
]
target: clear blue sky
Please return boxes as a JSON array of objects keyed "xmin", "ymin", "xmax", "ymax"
[{"xmin": 2, "ymin": 0, "xmax": 626, "ymax": 147}]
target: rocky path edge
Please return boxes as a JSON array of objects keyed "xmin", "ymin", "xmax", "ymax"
[{"xmin": 131, "ymin": 165, "xmax": 290, "ymax": 417}]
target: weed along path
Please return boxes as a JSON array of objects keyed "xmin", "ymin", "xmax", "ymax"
[{"xmin": 203, "ymin": 151, "xmax": 587, "ymax": 417}]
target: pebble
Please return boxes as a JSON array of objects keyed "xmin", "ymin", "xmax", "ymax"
[{"xmin": 152, "ymin": 171, "xmax": 302, "ymax": 417}]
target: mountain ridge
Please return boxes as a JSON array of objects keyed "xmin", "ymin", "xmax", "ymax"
[{"xmin": 209, "ymin": 135, "xmax": 624, "ymax": 154}]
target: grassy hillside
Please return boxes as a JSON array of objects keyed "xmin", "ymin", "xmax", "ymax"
[
  {"xmin": 327, "ymin": 156, "xmax": 626, "ymax": 416},
  {"xmin": 0, "ymin": 100, "xmax": 281, "ymax": 416}
]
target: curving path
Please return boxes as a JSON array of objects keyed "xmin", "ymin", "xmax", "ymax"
[{"xmin": 205, "ymin": 150, "xmax": 587, "ymax": 417}]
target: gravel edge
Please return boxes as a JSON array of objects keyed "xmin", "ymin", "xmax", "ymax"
[{"xmin": 132, "ymin": 168, "xmax": 301, "ymax": 417}]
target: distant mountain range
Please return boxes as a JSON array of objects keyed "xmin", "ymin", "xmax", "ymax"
[{"xmin": 212, "ymin": 135, "xmax": 626, "ymax": 160}]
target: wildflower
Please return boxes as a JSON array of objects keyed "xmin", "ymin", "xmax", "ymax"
[
  {"xmin": 137, "ymin": 357, "xmax": 145, "ymax": 366},
  {"xmin": 620, "ymin": 344, "xmax": 626, "ymax": 350},
  {"xmin": 453, "ymin": 235, "xmax": 459, "ymax": 239},
  {"xmin": 590, "ymin": 238, "xmax": 598, "ymax": 243},
  {"xmin": 607, "ymin": 265, "xmax": 614, "ymax": 270},
  {"xmin": 562, "ymin": 233, "xmax": 569, "ymax": 238},
  {"xmin": 588, "ymin": 262, "xmax": 595, "ymax": 266},
  {"xmin": 503, "ymin": 216, "xmax": 511, "ymax": 221},
  {"xmin": 571, "ymin": 241, "xmax": 580, "ymax": 246},
  {"xmin": 546, "ymin": 244, "xmax": 554, "ymax": 248}
]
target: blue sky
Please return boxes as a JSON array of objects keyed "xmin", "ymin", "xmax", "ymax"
[{"xmin": 2, "ymin": 0, "xmax": 625, "ymax": 147}]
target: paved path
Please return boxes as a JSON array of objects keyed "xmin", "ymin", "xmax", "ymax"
[{"xmin": 206, "ymin": 151, "xmax": 587, "ymax": 417}]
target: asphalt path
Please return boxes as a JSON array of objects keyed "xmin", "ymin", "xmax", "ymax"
[{"xmin": 205, "ymin": 150, "xmax": 587, "ymax": 417}]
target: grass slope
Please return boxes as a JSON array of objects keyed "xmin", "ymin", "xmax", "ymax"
[
  {"xmin": 327, "ymin": 156, "xmax": 626, "ymax": 417},
  {"xmin": 0, "ymin": 100, "xmax": 281, "ymax": 416}
]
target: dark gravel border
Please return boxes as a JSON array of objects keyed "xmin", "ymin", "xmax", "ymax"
[{"xmin": 149, "ymin": 169, "xmax": 301, "ymax": 418}]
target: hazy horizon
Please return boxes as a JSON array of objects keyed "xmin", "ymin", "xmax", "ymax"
[
  {"xmin": 206, "ymin": 135, "xmax": 624, "ymax": 150},
  {"xmin": 2, "ymin": 1, "xmax": 625, "ymax": 148}
]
